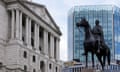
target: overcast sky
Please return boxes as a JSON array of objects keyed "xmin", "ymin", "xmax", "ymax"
[{"xmin": 32, "ymin": 0, "xmax": 120, "ymax": 61}]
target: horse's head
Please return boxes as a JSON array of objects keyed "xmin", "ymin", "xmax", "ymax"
[{"xmin": 76, "ymin": 18, "xmax": 89, "ymax": 28}]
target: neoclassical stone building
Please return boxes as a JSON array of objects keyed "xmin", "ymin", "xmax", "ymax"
[{"xmin": 0, "ymin": 0, "xmax": 62, "ymax": 72}]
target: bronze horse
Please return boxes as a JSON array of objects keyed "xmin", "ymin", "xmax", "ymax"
[{"xmin": 76, "ymin": 18, "xmax": 111, "ymax": 70}]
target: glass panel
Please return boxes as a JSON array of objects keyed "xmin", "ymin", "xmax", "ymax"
[{"xmin": 68, "ymin": 5, "xmax": 114, "ymax": 63}]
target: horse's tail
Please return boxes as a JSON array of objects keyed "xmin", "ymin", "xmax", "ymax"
[{"xmin": 107, "ymin": 49, "xmax": 111, "ymax": 65}]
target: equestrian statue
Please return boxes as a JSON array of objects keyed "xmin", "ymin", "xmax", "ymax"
[{"xmin": 76, "ymin": 18, "xmax": 111, "ymax": 70}]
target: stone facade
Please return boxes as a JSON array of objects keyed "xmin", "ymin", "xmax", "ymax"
[{"xmin": 0, "ymin": 0, "xmax": 62, "ymax": 72}]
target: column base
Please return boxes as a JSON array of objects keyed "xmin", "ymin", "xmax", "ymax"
[
  {"xmin": 36, "ymin": 50, "xmax": 40, "ymax": 53},
  {"xmin": 27, "ymin": 45, "xmax": 32, "ymax": 49},
  {"xmin": 44, "ymin": 54, "xmax": 49, "ymax": 58},
  {"xmin": 56, "ymin": 59, "xmax": 60, "ymax": 63},
  {"xmin": 5, "ymin": 64, "xmax": 21, "ymax": 69},
  {"xmin": 50, "ymin": 57, "xmax": 55, "ymax": 62}
]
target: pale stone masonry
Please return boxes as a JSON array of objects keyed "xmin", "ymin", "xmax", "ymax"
[{"xmin": 0, "ymin": 0, "xmax": 62, "ymax": 72}]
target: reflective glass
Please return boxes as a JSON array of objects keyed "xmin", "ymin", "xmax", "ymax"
[{"xmin": 68, "ymin": 5, "xmax": 119, "ymax": 62}]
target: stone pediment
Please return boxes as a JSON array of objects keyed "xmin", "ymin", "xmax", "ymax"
[
  {"xmin": 23, "ymin": 1, "xmax": 60, "ymax": 33},
  {"xmin": 5, "ymin": 0, "xmax": 62, "ymax": 35}
]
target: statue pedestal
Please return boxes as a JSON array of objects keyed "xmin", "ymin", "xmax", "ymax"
[
  {"xmin": 81, "ymin": 68, "xmax": 94, "ymax": 72},
  {"xmin": 81, "ymin": 68, "xmax": 102, "ymax": 72}
]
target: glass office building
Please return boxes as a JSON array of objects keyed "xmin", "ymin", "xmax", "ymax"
[{"xmin": 68, "ymin": 5, "xmax": 120, "ymax": 63}]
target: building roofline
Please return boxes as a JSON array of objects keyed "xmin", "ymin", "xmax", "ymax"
[
  {"xmin": 21, "ymin": 0, "xmax": 62, "ymax": 35},
  {"xmin": 23, "ymin": 0, "xmax": 62, "ymax": 35},
  {"xmin": 23, "ymin": 0, "xmax": 45, "ymax": 8},
  {"xmin": 73, "ymin": 4, "xmax": 113, "ymax": 7},
  {"xmin": 12, "ymin": 0, "xmax": 62, "ymax": 35}
]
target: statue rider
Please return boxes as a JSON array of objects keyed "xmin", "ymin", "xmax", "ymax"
[{"xmin": 92, "ymin": 20, "xmax": 104, "ymax": 52}]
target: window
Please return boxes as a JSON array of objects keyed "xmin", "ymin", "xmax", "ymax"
[
  {"xmin": 23, "ymin": 51, "xmax": 27, "ymax": 58},
  {"xmin": 54, "ymin": 37, "xmax": 57, "ymax": 59},
  {"xmin": 22, "ymin": 14, "xmax": 26, "ymax": 28},
  {"xmin": 24, "ymin": 65, "xmax": 27, "ymax": 72},
  {"xmin": 49, "ymin": 64, "xmax": 52, "ymax": 69},
  {"xmin": 22, "ymin": 14, "xmax": 26, "ymax": 42},
  {"xmin": 22, "ymin": 36, "xmax": 25, "ymax": 42},
  {"xmin": 31, "ymin": 38, "xmax": 34, "ymax": 47},
  {"xmin": 39, "ymin": 27, "xmax": 43, "ymax": 38},
  {"xmin": 48, "ymin": 33, "xmax": 50, "ymax": 55},
  {"xmin": 56, "ymin": 67, "xmax": 57, "ymax": 72},
  {"xmin": 40, "ymin": 61, "xmax": 45, "ymax": 72},
  {"xmin": 33, "ymin": 55, "xmax": 36, "ymax": 62},
  {"xmin": 31, "ymin": 21, "xmax": 34, "ymax": 47},
  {"xmin": 33, "ymin": 69, "xmax": 36, "ymax": 72},
  {"xmin": 31, "ymin": 23, "xmax": 34, "ymax": 33},
  {"xmin": 48, "ymin": 33, "xmax": 50, "ymax": 42},
  {"xmin": 39, "ymin": 46, "xmax": 41, "ymax": 51},
  {"xmin": 0, "ymin": 62, "xmax": 3, "ymax": 68}
]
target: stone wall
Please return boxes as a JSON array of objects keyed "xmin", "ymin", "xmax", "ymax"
[{"xmin": 0, "ymin": 66, "xmax": 24, "ymax": 72}]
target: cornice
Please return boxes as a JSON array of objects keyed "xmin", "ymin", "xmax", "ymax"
[
  {"xmin": 22, "ymin": 1, "xmax": 62, "ymax": 36},
  {"xmin": 6, "ymin": 0, "xmax": 62, "ymax": 36}
]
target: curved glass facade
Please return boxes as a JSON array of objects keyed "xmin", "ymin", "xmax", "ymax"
[
  {"xmin": 114, "ymin": 6, "xmax": 120, "ymax": 60},
  {"xmin": 68, "ymin": 5, "xmax": 120, "ymax": 63}
]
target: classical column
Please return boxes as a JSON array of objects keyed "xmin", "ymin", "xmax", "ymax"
[
  {"xmin": 25, "ymin": 17, "xmax": 29, "ymax": 45},
  {"xmin": 43, "ymin": 30, "xmax": 48, "ymax": 55},
  {"xmin": 50, "ymin": 35, "xmax": 54, "ymax": 59},
  {"xmin": 56, "ymin": 39, "xmax": 60, "ymax": 61},
  {"xmin": 11, "ymin": 9, "xmax": 15, "ymax": 39},
  {"xmin": 34, "ymin": 24, "xmax": 39, "ymax": 50},
  {"xmin": 15, "ymin": 9, "xmax": 20, "ymax": 39},
  {"xmin": 19, "ymin": 11, "xmax": 22, "ymax": 41},
  {"xmin": 52, "ymin": 36, "xmax": 55, "ymax": 59},
  {"xmin": 28, "ymin": 18, "xmax": 31, "ymax": 46},
  {"xmin": 50, "ymin": 35, "xmax": 52, "ymax": 58}
]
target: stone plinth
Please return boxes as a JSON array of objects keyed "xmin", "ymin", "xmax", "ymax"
[
  {"xmin": 81, "ymin": 68, "xmax": 95, "ymax": 72},
  {"xmin": 81, "ymin": 68, "xmax": 102, "ymax": 72}
]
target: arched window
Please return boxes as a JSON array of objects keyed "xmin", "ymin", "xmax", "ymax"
[
  {"xmin": 56, "ymin": 67, "xmax": 58, "ymax": 72},
  {"xmin": 24, "ymin": 65, "xmax": 27, "ymax": 71},
  {"xmin": 40, "ymin": 61, "xmax": 45, "ymax": 72},
  {"xmin": 0, "ymin": 62, "xmax": 3, "ymax": 68},
  {"xmin": 33, "ymin": 69, "xmax": 36, "ymax": 72}
]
